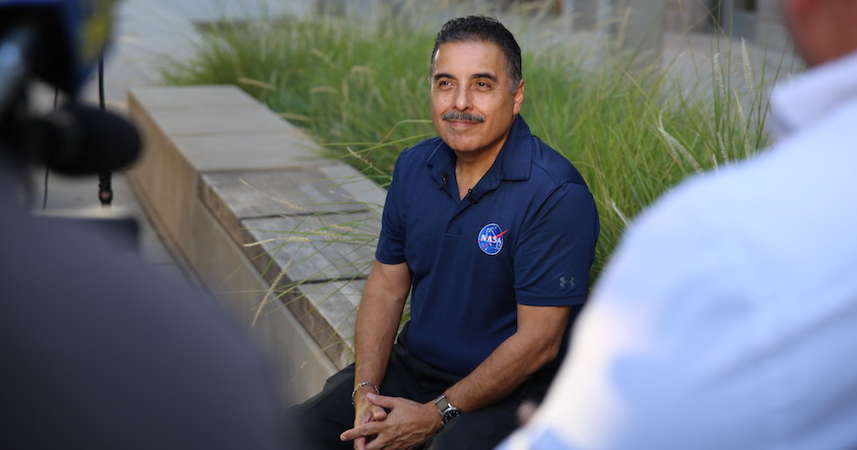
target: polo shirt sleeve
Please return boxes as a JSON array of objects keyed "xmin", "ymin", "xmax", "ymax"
[
  {"xmin": 514, "ymin": 182, "xmax": 599, "ymax": 306},
  {"xmin": 374, "ymin": 153, "xmax": 407, "ymax": 265}
]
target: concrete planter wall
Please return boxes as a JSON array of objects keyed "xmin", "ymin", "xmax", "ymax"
[{"xmin": 128, "ymin": 85, "xmax": 386, "ymax": 400}]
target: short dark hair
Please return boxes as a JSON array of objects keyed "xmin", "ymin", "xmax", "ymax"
[{"xmin": 431, "ymin": 16, "xmax": 523, "ymax": 89}]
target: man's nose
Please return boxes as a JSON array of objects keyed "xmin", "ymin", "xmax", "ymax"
[{"xmin": 454, "ymin": 85, "xmax": 471, "ymax": 110}]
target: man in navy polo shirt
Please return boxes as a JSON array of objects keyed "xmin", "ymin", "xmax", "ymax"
[{"xmin": 293, "ymin": 16, "xmax": 599, "ymax": 450}]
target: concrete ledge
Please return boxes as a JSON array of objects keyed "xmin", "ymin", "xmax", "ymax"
[{"xmin": 128, "ymin": 85, "xmax": 387, "ymax": 397}]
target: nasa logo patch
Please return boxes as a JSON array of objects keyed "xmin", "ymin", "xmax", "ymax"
[{"xmin": 477, "ymin": 223, "xmax": 508, "ymax": 255}]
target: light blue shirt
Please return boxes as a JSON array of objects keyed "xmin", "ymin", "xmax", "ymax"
[{"xmin": 499, "ymin": 50, "xmax": 857, "ymax": 449}]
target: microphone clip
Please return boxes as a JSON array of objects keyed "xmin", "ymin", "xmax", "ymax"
[{"xmin": 439, "ymin": 173, "xmax": 447, "ymax": 190}]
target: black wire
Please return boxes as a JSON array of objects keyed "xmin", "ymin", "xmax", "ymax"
[
  {"xmin": 98, "ymin": 56, "xmax": 105, "ymax": 109},
  {"xmin": 97, "ymin": 55, "xmax": 113, "ymax": 206},
  {"xmin": 42, "ymin": 87, "xmax": 59, "ymax": 210},
  {"xmin": 42, "ymin": 168, "xmax": 48, "ymax": 209}
]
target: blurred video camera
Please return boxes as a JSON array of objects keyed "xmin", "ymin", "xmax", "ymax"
[
  {"xmin": 1, "ymin": 0, "xmax": 143, "ymax": 251},
  {"xmin": 0, "ymin": 0, "xmax": 140, "ymax": 175}
]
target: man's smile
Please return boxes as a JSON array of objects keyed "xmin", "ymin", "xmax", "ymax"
[
  {"xmin": 446, "ymin": 119, "xmax": 481, "ymax": 130},
  {"xmin": 442, "ymin": 110, "xmax": 485, "ymax": 131}
]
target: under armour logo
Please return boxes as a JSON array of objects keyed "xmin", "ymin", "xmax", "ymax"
[{"xmin": 559, "ymin": 276, "xmax": 575, "ymax": 289}]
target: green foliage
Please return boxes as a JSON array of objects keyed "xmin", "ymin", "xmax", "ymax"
[{"xmin": 164, "ymin": 14, "xmax": 776, "ymax": 282}]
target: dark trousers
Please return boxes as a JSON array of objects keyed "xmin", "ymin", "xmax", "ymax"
[{"xmin": 291, "ymin": 334, "xmax": 553, "ymax": 450}]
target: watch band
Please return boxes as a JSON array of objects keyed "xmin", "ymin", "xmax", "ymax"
[{"xmin": 433, "ymin": 394, "xmax": 461, "ymax": 425}]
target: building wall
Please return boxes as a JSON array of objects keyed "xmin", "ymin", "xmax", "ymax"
[
  {"xmin": 664, "ymin": 0, "xmax": 711, "ymax": 32},
  {"xmin": 562, "ymin": 0, "xmax": 789, "ymax": 50},
  {"xmin": 755, "ymin": 0, "xmax": 790, "ymax": 50},
  {"xmin": 660, "ymin": 0, "xmax": 790, "ymax": 49}
]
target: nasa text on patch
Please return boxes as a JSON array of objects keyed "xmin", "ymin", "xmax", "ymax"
[{"xmin": 478, "ymin": 223, "xmax": 508, "ymax": 255}]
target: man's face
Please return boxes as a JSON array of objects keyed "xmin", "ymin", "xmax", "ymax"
[{"xmin": 430, "ymin": 40, "xmax": 524, "ymax": 154}]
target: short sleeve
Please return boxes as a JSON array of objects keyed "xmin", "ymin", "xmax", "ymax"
[
  {"xmin": 514, "ymin": 182, "xmax": 599, "ymax": 306},
  {"xmin": 374, "ymin": 154, "xmax": 407, "ymax": 265}
]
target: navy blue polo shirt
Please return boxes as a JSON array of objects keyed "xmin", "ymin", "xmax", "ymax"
[{"xmin": 375, "ymin": 115, "xmax": 599, "ymax": 377}]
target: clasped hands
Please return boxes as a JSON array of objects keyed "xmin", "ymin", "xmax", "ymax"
[{"xmin": 341, "ymin": 392, "xmax": 442, "ymax": 450}]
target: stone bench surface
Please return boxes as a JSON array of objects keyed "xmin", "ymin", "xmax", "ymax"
[{"xmin": 129, "ymin": 85, "xmax": 387, "ymax": 371}]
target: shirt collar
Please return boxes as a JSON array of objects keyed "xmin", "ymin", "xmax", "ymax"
[
  {"xmin": 425, "ymin": 114, "xmax": 534, "ymax": 189},
  {"xmin": 499, "ymin": 115, "xmax": 534, "ymax": 181},
  {"xmin": 769, "ymin": 50, "xmax": 857, "ymax": 139}
]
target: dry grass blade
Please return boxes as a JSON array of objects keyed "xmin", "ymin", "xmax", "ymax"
[{"xmin": 238, "ymin": 76, "xmax": 274, "ymax": 90}]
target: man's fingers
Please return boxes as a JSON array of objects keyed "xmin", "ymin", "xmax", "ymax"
[
  {"xmin": 366, "ymin": 393, "xmax": 398, "ymax": 409},
  {"xmin": 370, "ymin": 405, "xmax": 387, "ymax": 421},
  {"xmin": 365, "ymin": 434, "xmax": 391, "ymax": 450},
  {"xmin": 354, "ymin": 436, "xmax": 366, "ymax": 450},
  {"xmin": 341, "ymin": 422, "xmax": 383, "ymax": 441},
  {"xmin": 357, "ymin": 409, "xmax": 372, "ymax": 425}
]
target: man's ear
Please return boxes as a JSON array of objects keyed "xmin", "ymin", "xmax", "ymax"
[{"xmin": 513, "ymin": 80, "xmax": 525, "ymax": 115}]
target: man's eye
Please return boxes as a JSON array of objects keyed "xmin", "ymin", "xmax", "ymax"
[
  {"xmin": 438, "ymin": 80, "xmax": 452, "ymax": 88},
  {"xmin": 476, "ymin": 81, "xmax": 490, "ymax": 89}
]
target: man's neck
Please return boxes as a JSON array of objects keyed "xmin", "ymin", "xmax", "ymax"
[{"xmin": 453, "ymin": 128, "xmax": 512, "ymax": 199}]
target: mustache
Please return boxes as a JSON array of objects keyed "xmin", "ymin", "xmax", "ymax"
[{"xmin": 442, "ymin": 111, "xmax": 485, "ymax": 123}]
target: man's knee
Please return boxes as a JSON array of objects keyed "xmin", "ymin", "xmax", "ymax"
[{"xmin": 289, "ymin": 366, "xmax": 357, "ymax": 449}]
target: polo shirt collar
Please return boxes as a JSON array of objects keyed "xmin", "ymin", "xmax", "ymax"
[
  {"xmin": 769, "ymin": 49, "xmax": 857, "ymax": 139},
  {"xmin": 425, "ymin": 115, "xmax": 534, "ymax": 197},
  {"xmin": 498, "ymin": 115, "xmax": 534, "ymax": 181}
]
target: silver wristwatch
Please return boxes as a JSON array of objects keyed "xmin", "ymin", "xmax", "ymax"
[{"xmin": 433, "ymin": 394, "xmax": 461, "ymax": 425}]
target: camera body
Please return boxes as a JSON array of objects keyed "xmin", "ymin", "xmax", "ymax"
[
  {"xmin": 0, "ymin": 0, "xmax": 116, "ymax": 97},
  {"xmin": 0, "ymin": 0, "xmax": 139, "ymax": 177}
]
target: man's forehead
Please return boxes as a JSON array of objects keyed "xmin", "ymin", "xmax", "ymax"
[{"xmin": 433, "ymin": 40, "xmax": 506, "ymax": 76}]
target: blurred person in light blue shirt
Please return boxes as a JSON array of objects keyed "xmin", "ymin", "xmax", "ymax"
[{"xmin": 499, "ymin": 0, "xmax": 857, "ymax": 448}]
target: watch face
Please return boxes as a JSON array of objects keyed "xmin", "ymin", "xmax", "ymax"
[
  {"xmin": 435, "ymin": 396, "xmax": 460, "ymax": 425},
  {"xmin": 442, "ymin": 408, "xmax": 461, "ymax": 424}
]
